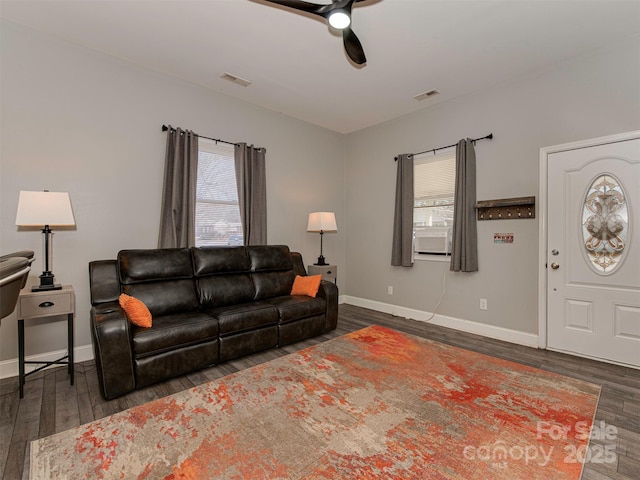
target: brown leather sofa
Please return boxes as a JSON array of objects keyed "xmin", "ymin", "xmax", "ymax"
[{"xmin": 89, "ymin": 245, "xmax": 338, "ymax": 400}]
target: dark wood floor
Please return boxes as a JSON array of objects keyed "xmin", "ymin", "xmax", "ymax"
[{"xmin": 1, "ymin": 304, "xmax": 638, "ymax": 479}]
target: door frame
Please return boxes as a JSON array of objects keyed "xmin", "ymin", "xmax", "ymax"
[{"xmin": 537, "ymin": 130, "xmax": 640, "ymax": 350}]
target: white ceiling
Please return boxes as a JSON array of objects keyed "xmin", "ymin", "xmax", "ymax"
[{"xmin": 2, "ymin": 0, "xmax": 639, "ymax": 134}]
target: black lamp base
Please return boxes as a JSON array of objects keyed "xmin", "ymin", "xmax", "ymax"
[
  {"xmin": 314, "ymin": 255, "xmax": 328, "ymax": 266},
  {"xmin": 32, "ymin": 284, "xmax": 62, "ymax": 292},
  {"xmin": 32, "ymin": 272, "xmax": 62, "ymax": 292}
]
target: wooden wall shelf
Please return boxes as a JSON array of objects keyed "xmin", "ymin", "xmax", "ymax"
[{"xmin": 475, "ymin": 196, "xmax": 535, "ymax": 220}]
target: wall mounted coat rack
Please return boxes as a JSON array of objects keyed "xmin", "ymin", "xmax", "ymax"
[{"xmin": 475, "ymin": 196, "xmax": 535, "ymax": 220}]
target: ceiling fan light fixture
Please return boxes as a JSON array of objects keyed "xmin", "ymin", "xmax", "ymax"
[
  {"xmin": 261, "ymin": 0, "xmax": 366, "ymax": 65},
  {"xmin": 328, "ymin": 11, "xmax": 350, "ymax": 29}
]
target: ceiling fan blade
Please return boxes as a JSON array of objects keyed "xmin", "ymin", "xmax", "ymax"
[
  {"xmin": 262, "ymin": 0, "xmax": 357, "ymax": 18},
  {"xmin": 261, "ymin": 0, "xmax": 324, "ymax": 15},
  {"xmin": 343, "ymin": 27, "xmax": 366, "ymax": 65},
  {"xmin": 262, "ymin": 0, "xmax": 367, "ymax": 65}
]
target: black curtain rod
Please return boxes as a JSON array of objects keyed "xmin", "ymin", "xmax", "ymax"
[
  {"xmin": 162, "ymin": 124, "xmax": 238, "ymax": 147},
  {"xmin": 394, "ymin": 133, "xmax": 493, "ymax": 161}
]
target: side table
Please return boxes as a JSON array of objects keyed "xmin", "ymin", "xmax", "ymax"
[
  {"xmin": 16, "ymin": 284, "xmax": 75, "ymax": 398},
  {"xmin": 307, "ymin": 264, "xmax": 337, "ymax": 284}
]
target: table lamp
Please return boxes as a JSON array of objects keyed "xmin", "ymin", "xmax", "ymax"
[
  {"xmin": 15, "ymin": 190, "xmax": 76, "ymax": 292},
  {"xmin": 307, "ymin": 212, "xmax": 337, "ymax": 266}
]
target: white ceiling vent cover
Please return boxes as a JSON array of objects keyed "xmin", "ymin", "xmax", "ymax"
[
  {"xmin": 220, "ymin": 72, "xmax": 252, "ymax": 87},
  {"xmin": 413, "ymin": 89, "xmax": 440, "ymax": 101}
]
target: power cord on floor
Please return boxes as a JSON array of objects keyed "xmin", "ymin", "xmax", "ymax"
[{"xmin": 424, "ymin": 264, "xmax": 447, "ymax": 322}]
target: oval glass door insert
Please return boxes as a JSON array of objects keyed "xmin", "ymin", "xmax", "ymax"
[{"xmin": 582, "ymin": 174, "xmax": 629, "ymax": 274}]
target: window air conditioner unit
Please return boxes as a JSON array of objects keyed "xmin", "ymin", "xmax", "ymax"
[{"xmin": 414, "ymin": 227, "xmax": 452, "ymax": 255}]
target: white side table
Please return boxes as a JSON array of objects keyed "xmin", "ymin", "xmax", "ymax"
[
  {"xmin": 16, "ymin": 284, "xmax": 75, "ymax": 398},
  {"xmin": 307, "ymin": 264, "xmax": 337, "ymax": 284}
]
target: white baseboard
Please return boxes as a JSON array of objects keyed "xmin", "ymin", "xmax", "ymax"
[
  {"xmin": 341, "ymin": 295, "xmax": 539, "ymax": 348},
  {"xmin": 0, "ymin": 344, "xmax": 94, "ymax": 380}
]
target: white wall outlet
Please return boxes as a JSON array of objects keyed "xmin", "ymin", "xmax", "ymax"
[
  {"xmin": 388, "ymin": 286, "xmax": 393, "ymax": 295},
  {"xmin": 480, "ymin": 298, "xmax": 488, "ymax": 310}
]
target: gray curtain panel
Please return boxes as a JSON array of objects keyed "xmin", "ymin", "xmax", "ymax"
[
  {"xmin": 391, "ymin": 153, "xmax": 414, "ymax": 267},
  {"xmin": 235, "ymin": 143, "xmax": 267, "ymax": 245},
  {"xmin": 450, "ymin": 139, "xmax": 478, "ymax": 272},
  {"xmin": 158, "ymin": 126, "xmax": 198, "ymax": 248}
]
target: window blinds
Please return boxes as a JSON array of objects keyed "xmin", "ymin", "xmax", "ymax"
[{"xmin": 414, "ymin": 151, "xmax": 456, "ymax": 201}]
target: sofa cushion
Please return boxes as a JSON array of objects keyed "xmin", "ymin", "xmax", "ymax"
[
  {"xmin": 132, "ymin": 312, "xmax": 218, "ymax": 358},
  {"xmin": 246, "ymin": 245, "xmax": 293, "ymax": 271},
  {"xmin": 207, "ymin": 302, "xmax": 279, "ymax": 336},
  {"xmin": 278, "ymin": 314, "xmax": 326, "ymax": 347},
  {"xmin": 252, "ymin": 271, "xmax": 296, "ymax": 300},
  {"xmin": 192, "ymin": 246, "xmax": 250, "ymax": 275},
  {"xmin": 266, "ymin": 296, "xmax": 327, "ymax": 324},
  {"xmin": 196, "ymin": 274, "xmax": 255, "ymax": 309},
  {"xmin": 123, "ymin": 280, "xmax": 199, "ymax": 317},
  {"xmin": 119, "ymin": 248, "xmax": 199, "ymax": 316},
  {"xmin": 219, "ymin": 325, "xmax": 278, "ymax": 362},
  {"xmin": 192, "ymin": 246, "xmax": 256, "ymax": 309},
  {"xmin": 135, "ymin": 339, "xmax": 219, "ymax": 389},
  {"xmin": 246, "ymin": 245, "xmax": 296, "ymax": 300},
  {"xmin": 119, "ymin": 248, "xmax": 193, "ymax": 284}
]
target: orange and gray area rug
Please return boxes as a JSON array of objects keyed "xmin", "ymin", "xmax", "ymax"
[{"xmin": 30, "ymin": 325, "xmax": 600, "ymax": 479}]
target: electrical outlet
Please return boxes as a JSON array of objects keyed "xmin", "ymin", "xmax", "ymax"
[
  {"xmin": 388, "ymin": 286, "xmax": 393, "ymax": 295},
  {"xmin": 480, "ymin": 298, "xmax": 488, "ymax": 310}
]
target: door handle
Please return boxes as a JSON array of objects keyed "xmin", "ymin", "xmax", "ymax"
[{"xmin": 551, "ymin": 263, "xmax": 560, "ymax": 270}]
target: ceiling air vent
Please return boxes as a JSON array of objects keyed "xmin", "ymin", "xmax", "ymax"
[
  {"xmin": 413, "ymin": 89, "xmax": 440, "ymax": 101},
  {"xmin": 220, "ymin": 72, "xmax": 252, "ymax": 87}
]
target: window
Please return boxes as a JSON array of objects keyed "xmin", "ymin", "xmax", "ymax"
[
  {"xmin": 413, "ymin": 149, "xmax": 456, "ymax": 260},
  {"xmin": 195, "ymin": 139, "xmax": 243, "ymax": 247},
  {"xmin": 414, "ymin": 149, "xmax": 456, "ymax": 228}
]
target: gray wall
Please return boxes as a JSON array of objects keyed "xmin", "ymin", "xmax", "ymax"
[
  {"xmin": 0, "ymin": 21, "xmax": 345, "ymax": 366},
  {"xmin": 344, "ymin": 36, "xmax": 640, "ymax": 335}
]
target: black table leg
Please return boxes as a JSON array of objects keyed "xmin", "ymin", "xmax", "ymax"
[
  {"xmin": 68, "ymin": 313, "xmax": 74, "ymax": 385},
  {"xmin": 18, "ymin": 318, "xmax": 24, "ymax": 399}
]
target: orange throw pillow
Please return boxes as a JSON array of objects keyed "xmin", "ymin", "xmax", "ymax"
[
  {"xmin": 290, "ymin": 275, "xmax": 322, "ymax": 298},
  {"xmin": 119, "ymin": 293, "xmax": 152, "ymax": 328}
]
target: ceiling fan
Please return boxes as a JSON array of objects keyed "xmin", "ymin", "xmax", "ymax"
[{"xmin": 261, "ymin": 0, "xmax": 369, "ymax": 65}]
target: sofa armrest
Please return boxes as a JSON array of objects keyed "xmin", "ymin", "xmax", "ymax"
[
  {"xmin": 90, "ymin": 302, "xmax": 136, "ymax": 399},
  {"xmin": 89, "ymin": 259, "xmax": 120, "ymax": 305},
  {"xmin": 316, "ymin": 280, "xmax": 338, "ymax": 331}
]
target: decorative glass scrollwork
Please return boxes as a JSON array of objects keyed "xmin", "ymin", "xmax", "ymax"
[{"xmin": 582, "ymin": 174, "xmax": 628, "ymax": 274}]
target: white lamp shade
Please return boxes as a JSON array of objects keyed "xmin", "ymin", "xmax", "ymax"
[
  {"xmin": 307, "ymin": 212, "xmax": 337, "ymax": 232},
  {"xmin": 15, "ymin": 191, "xmax": 76, "ymax": 226}
]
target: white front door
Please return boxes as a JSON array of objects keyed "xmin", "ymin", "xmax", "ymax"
[{"xmin": 545, "ymin": 133, "xmax": 640, "ymax": 367}]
